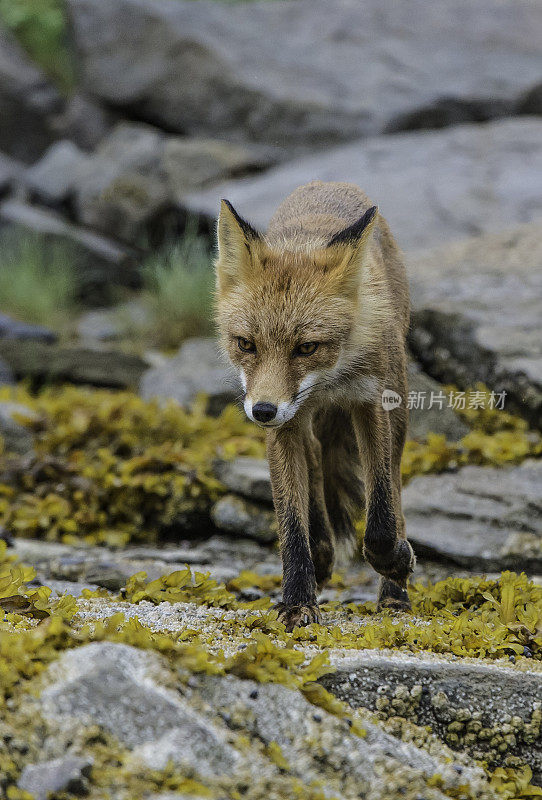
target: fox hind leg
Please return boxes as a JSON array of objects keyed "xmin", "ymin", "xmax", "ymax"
[
  {"xmin": 305, "ymin": 426, "xmax": 335, "ymax": 589},
  {"xmin": 354, "ymin": 401, "xmax": 414, "ymax": 612}
]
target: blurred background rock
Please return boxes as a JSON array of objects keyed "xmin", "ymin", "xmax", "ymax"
[{"xmin": 0, "ymin": 0, "xmax": 540, "ymax": 413}]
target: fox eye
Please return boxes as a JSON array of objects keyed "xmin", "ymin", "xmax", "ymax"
[
  {"xmin": 237, "ymin": 337, "xmax": 256, "ymax": 353},
  {"xmin": 295, "ymin": 342, "xmax": 319, "ymax": 356}
]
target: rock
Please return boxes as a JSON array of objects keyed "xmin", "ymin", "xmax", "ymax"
[
  {"xmin": 407, "ymin": 366, "xmax": 469, "ymax": 441},
  {"xmin": 408, "ymin": 221, "xmax": 542, "ymax": 428},
  {"xmin": 321, "ymin": 648, "xmax": 542, "ymax": 777},
  {"xmin": 161, "ymin": 138, "xmax": 275, "ymax": 201},
  {"xmin": 76, "ymin": 300, "xmax": 151, "ymax": 342},
  {"xmin": 0, "ymin": 29, "xmax": 63, "ymax": 162},
  {"xmin": 24, "ymin": 140, "xmax": 91, "ymax": 209},
  {"xmin": 0, "ymin": 311, "xmax": 56, "ymax": 343},
  {"xmin": 18, "ymin": 755, "xmax": 92, "ymax": 800},
  {"xmin": 0, "ymin": 151, "xmax": 23, "ymax": 198},
  {"xmin": 139, "ymin": 337, "xmax": 240, "ymax": 415},
  {"xmin": 403, "ymin": 460, "xmax": 542, "ymax": 570},
  {"xmin": 41, "ymin": 643, "xmax": 201, "ymax": 746},
  {"xmin": 68, "ymin": 0, "xmax": 542, "ymax": 148},
  {"xmin": 186, "ymin": 117, "xmax": 542, "ymax": 252},
  {"xmin": 132, "ymin": 724, "xmax": 240, "ymax": 776},
  {"xmin": 41, "ymin": 642, "xmax": 243, "ymax": 779},
  {"xmin": 198, "ymin": 674, "xmax": 490, "ymax": 796},
  {"xmin": 0, "ymin": 357, "xmax": 14, "ymax": 385},
  {"xmin": 0, "ymin": 401, "xmax": 36, "ymax": 454},
  {"xmin": 0, "ymin": 339, "xmax": 148, "ymax": 389},
  {"xmin": 211, "ymin": 494, "xmax": 276, "ymax": 543},
  {"xmin": 0, "ymin": 199, "xmax": 139, "ymax": 301},
  {"xmin": 73, "ymin": 122, "xmax": 177, "ymax": 246},
  {"xmin": 70, "ymin": 123, "xmax": 271, "ymax": 245},
  {"xmin": 51, "ymin": 93, "xmax": 113, "ymax": 151},
  {"xmin": 214, "ymin": 457, "xmax": 273, "ymax": 504}
]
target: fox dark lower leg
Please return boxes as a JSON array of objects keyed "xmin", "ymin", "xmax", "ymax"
[
  {"xmin": 354, "ymin": 402, "xmax": 414, "ymax": 610},
  {"xmin": 306, "ymin": 430, "xmax": 335, "ymax": 588},
  {"xmin": 267, "ymin": 427, "xmax": 320, "ymax": 630}
]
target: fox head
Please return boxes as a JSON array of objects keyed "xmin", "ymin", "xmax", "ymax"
[{"xmin": 215, "ymin": 199, "xmax": 382, "ymax": 428}]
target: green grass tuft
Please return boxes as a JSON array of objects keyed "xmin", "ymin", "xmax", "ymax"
[
  {"xmin": 0, "ymin": 0, "xmax": 74, "ymax": 93},
  {"xmin": 140, "ymin": 231, "xmax": 215, "ymax": 349},
  {"xmin": 0, "ymin": 232, "xmax": 78, "ymax": 328}
]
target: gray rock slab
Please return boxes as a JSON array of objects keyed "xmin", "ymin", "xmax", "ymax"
[
  {"xmin": 407, "ymin": 365, "xmax": 469, "ymax": 441},
  {"xmin": 403, "ymin": 460, "xmax": 542, "ymax": 570},
  {"xmin": 197, "ymin": 673, "xmax": 490, "ymax": 796},
  {"xmin": 24, "ymin": 140, "xmax": 91, "ymax": 208},
  {"xmin": 161, "ymin": 137, "xmax": 277, "ymax": 200},
  {"xmin": 321, "ymin": 648, "xmax": 542, "ymax": 778},
  {"xmin": 0, "ymin": 338, "xmax": 148, "ymax": 389},
  {"xmin": 131, "ymin": 724, "xmax": 241, "ymax": 777},
  {"xmin": 211, "ymin": 494, "xmax": 276, "ymax": 543},
  {"xmin": 18, "ymin": 755, "xmax": 92, "ymax": 800},
  {"xmin": 186, "ymin": 118, "xmax": 542, "ymax": 252},
  {"xmin": 0, "ymin": 311, "xmax": 56, "ymax": 343},
  {"xmin": 0, "ymin": 401, "xmax": 36, "ymax": 454},
  {"xmin": 68, "ymin": 0, "xmax": 542, "ymax": 147},
  {"xmin": 0, "ymin": 29, "xmax": 63, "ymax": 162},
  {"xmin": 0, "ymin": 151, "xmax": 24, "ymax": 197},
  {"xmin": 408, "ymin": 221, "xmax": 542, "ymax": 428},
  {"xmin": 214, "ymin": 457, "xmax": 273, "ymax": 504},
  {"xmin": 0, "ymin": 357, "xmax": 14, "ymax": 385},
  {"xmin": 41, "ymin": 643, "xmax": 213, "ymax": 747},
  {"xmin": 139, "ymin": 337, "xmax": 240, "ymax": 415}
]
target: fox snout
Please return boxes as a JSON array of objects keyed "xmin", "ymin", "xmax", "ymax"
[{"xmin": 251, "ymin": 402, "xmax": 277, "ymax": 423}]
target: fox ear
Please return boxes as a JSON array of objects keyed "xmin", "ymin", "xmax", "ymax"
[
  {"xmin": 216, "ymin": 200, "xmax": 261, "ymax": 293},
  {"xmin": 325, "ymin": 206, "xmax": 379, "ymax": 296},
  {"xmin": 327, "ymin": 206, "xmax": 378, "ymax": 248}
]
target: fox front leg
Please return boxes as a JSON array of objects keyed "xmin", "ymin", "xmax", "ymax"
[
  {"xmin": 354, "ymin": 403, "xmax": 415, "ymax": 611},
  {"xmin": 266, "ymin": 426, "xmax": 321, "ymax": 631}
]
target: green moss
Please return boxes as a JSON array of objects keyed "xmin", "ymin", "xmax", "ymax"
[
  {"xmin": 0, "ymin": 0, "xmax": 74, "ymax": 93},
  {"xmin": 0, "ymin": 383, "xmax": 539, "ymax": 548},
  {"xmin": 0, "ymin": 385, "xmax": 266, "ymax": 546}
]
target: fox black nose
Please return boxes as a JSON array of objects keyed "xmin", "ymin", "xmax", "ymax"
[{"xmin": 252, "ymin": 402, "xmax": 277, "ymax": 423}]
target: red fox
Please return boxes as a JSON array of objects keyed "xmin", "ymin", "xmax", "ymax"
[{"xmin": 215, "ymin": 181, "xmax": 414, "ymax": 631}]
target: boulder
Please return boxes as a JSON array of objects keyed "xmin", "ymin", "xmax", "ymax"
[
  {"xmin": 161, "ymin": 138, "xmax": 275, "ymax": 201},
  {"xmin": 18, "ymin": 756, "xmax": 92, "ymax": 800},
  {"xmin": 408, "ymin": 221, "xmax": 542, "ymax": 427},
  {"xmin": 211, "ymin": 494, "xmax": 276, "ymax": 543},
  {"xmin": 0, "ymin": 29, "xmax": 63, "ymax": 162},
  {"xmin": 198, "ymin": 674, "xmax": 491, "ymax": 796},
  {"xmin": 0, "ymin": 152, "xmax": 23, "ymax": 198},
  {"xmin": 23, "ymin": 140, "xmax": 91, "ymax": 209},
  {"xmin": 321, "ymin": 648, "xmax": 542, "ymax": 777},
  {"xmin": 66, "ymin": 124, "xmax": 274, "ymax": 244},
  {"xmin": 76, "ymin": 300, "xmax": 151, "ymax": 342},
  {"xmin": 51, "ymin": 93, "xmax": 113, "ymax": 151},
  {"xmin": 0, "ymin": 357, "xmax": 14, "ymax": 385},
  {"xmin": 186, "ymin": 117, "xmax": 542, "ymax": 252},
  {"xmin": 72, "ymin": 122, "xmax": 175, "ymax": 246},
  {"xmin": 0, "ymin": 199, "xmax": 139, "ymax": 301},
  {"xmin": 214, "ymin": 457, "xmax": 273, "ymax": 504},
  {"xmin": 0, "ymin": 339, "xmax": 148, "ymax": 389},
  {"xmin": 407, "ymin": 366, "xmax": 469, "ymax": 441},
  {"xmin": 0, "ymin": 401, "xmax": 36, "ymax": 454},
  {"xmin": 68, "ymin": 0, "xmax": 542, "ymax": 147},
  {"xmin": 0, "ymin": 312, "xmax": 56, "ymax": 343},
  {"xmin": 139, "ymin": 337, "xmax": 240, "ymax": 415},
  {"xmin": 403, "ymin": 460, "xmax": 542, "ymax": 570}
]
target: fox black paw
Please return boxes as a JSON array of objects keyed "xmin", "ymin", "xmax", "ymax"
[
  {"xmin": 377, "ymin": 577, "xmax": 411, "ymax": 612},
  {"xmin": 275, "ymin": 603, "xmax": 322, "ymax": 631},
  {"xmin": 365, "ymin": 539, "xmax": 416, "ymax": 583}
]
